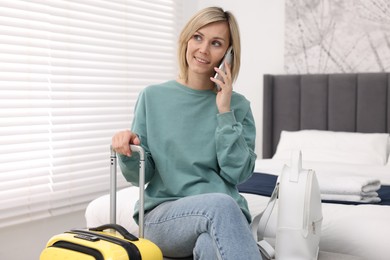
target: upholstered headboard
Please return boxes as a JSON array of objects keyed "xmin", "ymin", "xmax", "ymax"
[{"xmin": 262, "ymin": 73, "xmax": 390, "ymax": 159}]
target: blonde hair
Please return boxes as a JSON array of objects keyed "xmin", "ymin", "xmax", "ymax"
[{"xmin": 177, "ymin": 7, "xmax": 241, "ymax": 83}]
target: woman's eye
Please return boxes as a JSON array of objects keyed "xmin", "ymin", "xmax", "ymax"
[
  {"xmin": 212, "ymin": 41, "xmax": 222, "ymax": 47},
  {"xmin": 193, "ymin": 34, "xmax": 202, "ymax": 41}
]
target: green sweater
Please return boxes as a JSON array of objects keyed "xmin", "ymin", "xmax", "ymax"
[{"xmin": 118, "ymin": 80, "xmax": 257, "ymax": 223}]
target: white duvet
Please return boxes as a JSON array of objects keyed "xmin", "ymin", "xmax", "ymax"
[{"xmin": 85, "ymin": 159, "xmax": 390, "ymax": 260}]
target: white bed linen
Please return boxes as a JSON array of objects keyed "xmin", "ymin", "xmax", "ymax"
[{"xmin": 85, "ymin": 159, "xmax": 390, "ymax": 260}]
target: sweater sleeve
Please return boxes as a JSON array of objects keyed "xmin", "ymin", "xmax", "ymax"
[
  {"xmin": 215, "ymin": 107, "xmax": 257, "ymax": 185},
  {"xmin": 118, "ymin": 89, "xmax": 156, "ymax": 186},
  {"xmin": 118, "ymin": 149, "xmax": 155, "ymax": 186}
]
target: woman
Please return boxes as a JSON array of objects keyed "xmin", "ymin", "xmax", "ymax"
[{"xmin": 112, "ymin": 6, "xmax": 261, "ymax": 260}]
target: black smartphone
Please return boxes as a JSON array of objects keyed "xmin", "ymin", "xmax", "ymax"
[{"xmin": 213, "ymin": 46, "xmax": 233, "ymax": 91}]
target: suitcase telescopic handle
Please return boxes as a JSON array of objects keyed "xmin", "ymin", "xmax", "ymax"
[{"xmin": 110, "ymin": 144, "xmax": 146, "ymax": 238}]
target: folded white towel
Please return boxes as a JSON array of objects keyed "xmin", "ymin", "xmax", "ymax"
[
  {"xmin": 321, "ymin": 193, "xmax": 381, "ymax": 203},
  {"xmin": 317, "ymin": 175, "xmax": 381, "ymax": 195},
  {"xmin": 315, "ymin": 174, "xmax": 382, "ymax": 203}
]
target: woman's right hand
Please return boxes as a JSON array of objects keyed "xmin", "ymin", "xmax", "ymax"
[{"xmin": 111, "ymin": 130, "xmax": 141, "ymax": 157}]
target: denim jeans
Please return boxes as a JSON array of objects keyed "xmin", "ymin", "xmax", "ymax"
[{"xmin": 143, "ymin": 193, "xmax": 262, "ymax": 260}]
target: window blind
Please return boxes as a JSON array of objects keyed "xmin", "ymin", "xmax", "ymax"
[{"xmin": 0, "ymin": 0, "xmax": 182, "ymax": 228}]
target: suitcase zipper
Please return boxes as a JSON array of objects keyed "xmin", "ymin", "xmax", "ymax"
[
  {"xmin": 50, "ymin": 240, "xmax": 104, "ymax": 260},
  {"xmin": 69, "ymin": 229, "xmax": 142, "ymax": 260}
]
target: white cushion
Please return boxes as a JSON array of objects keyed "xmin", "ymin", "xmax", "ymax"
[
  {"xmin": 85, "ymin": 186, "xmax": 139, "ymax": 235},
  {"xmin": 273, "ymin": 130, "xmax": 389, "ymax": 166}
]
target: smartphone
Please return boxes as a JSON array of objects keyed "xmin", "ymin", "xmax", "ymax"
[{"xmin": 213, "ymin": 46, "xmax": 233, "ymax": 91}]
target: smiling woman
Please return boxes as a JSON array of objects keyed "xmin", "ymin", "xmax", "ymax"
[
  {"xmin": 111, "ymin": 6, "xmax": 260, "ymax": 260},
  {"xmin": 184, "ymin": 21, "xmax": 230, "ymax": 87},
  {"xmin": 0, "ymin": 0, "xmax": 182, "ymax": 229},
  {"xmin": 177, "ymin": 7, "xmax": 241, "ymax": 85}
]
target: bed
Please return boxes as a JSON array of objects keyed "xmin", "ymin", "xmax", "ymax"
[{"xmin": 86, "ymin": 73, "xmax": 390, "ymax": 260}]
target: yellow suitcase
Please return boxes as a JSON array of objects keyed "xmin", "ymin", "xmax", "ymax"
[
  {"xmin": 40, "ymin": 145, "xmax": 163, "ymax": 260},
  {"xmin": 40, "ymin": 223, "xmax": 162, "ymax": 259}
]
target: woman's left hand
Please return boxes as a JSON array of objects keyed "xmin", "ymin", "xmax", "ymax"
[{"xmin": 210, "ymin": 60, "xmax": 232, "ymax": 113}]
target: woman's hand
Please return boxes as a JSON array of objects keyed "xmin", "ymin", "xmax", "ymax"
[
  {"xmin": 210, "ymin": 60, "xmax": 232, "ymax": 113},
  {"xmin": 112, "ymin": 130, "xmax": 141, "ymax": 157}
]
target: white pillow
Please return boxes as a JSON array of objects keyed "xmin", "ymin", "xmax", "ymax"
[{"xmin": 273, "ymin": 130, "xmax": 389, "ymax": 166}]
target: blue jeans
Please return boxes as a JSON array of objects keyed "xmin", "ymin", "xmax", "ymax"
[{"xmin": 143, "ymin": 193, "xmax": 262, "ymax": 260}]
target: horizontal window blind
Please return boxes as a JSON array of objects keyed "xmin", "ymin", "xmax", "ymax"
[{"xmin": 0, "ymin": 0, "xmax": 182, "ymax": 228}]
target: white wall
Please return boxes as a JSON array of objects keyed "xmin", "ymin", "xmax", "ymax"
[
  {"xmin": 183, "ymin": 0, "xmax": 285, "ymax": 157},
  {"xmin": 0, "ymin": 2, "xmax": 285, "ymax": 260}
]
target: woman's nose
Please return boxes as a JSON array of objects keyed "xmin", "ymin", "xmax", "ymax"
[{"xmin": 198, "ymin": 42, "xmax": 209, "ymax": 54}]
